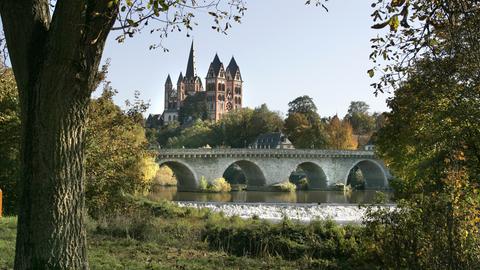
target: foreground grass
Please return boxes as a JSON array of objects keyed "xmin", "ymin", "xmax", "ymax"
[
  {"xmin": 0, "ymin": 217, "xmax": 16, "ymax": 268},
  {"xmin": 0, "ymin": 208, "xmax": 308, "ymax": 269}
]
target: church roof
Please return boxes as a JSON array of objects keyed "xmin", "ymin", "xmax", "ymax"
[
  {"xmin": 226, "ymin": 57, "xmax": 240, "ymax": 77},
  {"xmin": 252, "ymin": 132, "xmax": 293, "ymax": 149},
  {"xmin": 185, "ymin": 41, "xmax": 196, "ymax": 79},
  {"xmin": 177, "ymin": 72, "xmax": 183, "ymax": 84},
  {"xmin": 208, "ymin": 54, "xmax": 223, "ymax": 77},
  {"xmin": 165, "ymin": 74, "xmax": 172, "ymax": 85}
]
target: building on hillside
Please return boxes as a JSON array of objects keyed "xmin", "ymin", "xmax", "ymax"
[
  {"xmin": 145, "ymin": 114, "xmax": 163, "ymax": 129},
  {"xmin": 251, "ymin": 132, "xmax": 295, "ymax": 149},
  {"xmin": 363, "ymin": 135, "xmax": 376, "ymax": 151},
  {"xmin": 159, "ymin": 41, "xmax": 243, "ymax": 126}
]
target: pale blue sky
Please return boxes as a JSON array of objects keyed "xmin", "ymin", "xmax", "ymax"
[{"xmin": 100, "ymin": 0, "xmax": 391, "ymax": 118}]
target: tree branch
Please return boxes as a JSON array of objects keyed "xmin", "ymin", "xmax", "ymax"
[{"xmin": 0, "ymin": 0, "xmax": 50, "ymax": 93}]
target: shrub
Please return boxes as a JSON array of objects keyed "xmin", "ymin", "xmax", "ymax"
[
  {"xmin": 202, "ymin": 218, "xmax": 368, "ymax": 267},
  {"xmin": 208, "ymin": 178, "xmax": 232, "ymax": 193},
  {"xmin": 152, "ymin": 165, "xmax": 177, "ymax": 186},
  {"xmin": 273, "ymin": 181, "xmax": 296, "ymax": 192},
  {"xmin": 199, "ymin": 176, "xmax": 208, "ymax": 191},
  {"xmin": 298, "ymin": 178, "xmax": 309, "ymax": 190},
  {"xmin": 199, "ymin": 177, "xmax": 232, "ymax": 193}
]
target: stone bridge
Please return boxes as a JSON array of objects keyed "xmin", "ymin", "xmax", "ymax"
[{"xmin": 156, "ymin": 149, "xmax": 392, "ymax": 191}]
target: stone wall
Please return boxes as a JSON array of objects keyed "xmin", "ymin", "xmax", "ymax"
[{"xmin": 156, "ymin": 149, "xmax": 391, "ymax": 191}]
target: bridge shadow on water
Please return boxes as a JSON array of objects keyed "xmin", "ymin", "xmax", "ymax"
[{"xmin": 148, "ymin": 186, "xmax": 393, "ymax": 204}]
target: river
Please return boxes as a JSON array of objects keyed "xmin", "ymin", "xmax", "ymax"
[{"xmin": 148, "ymin": 186, "xmax": 392, "ymax": 204}]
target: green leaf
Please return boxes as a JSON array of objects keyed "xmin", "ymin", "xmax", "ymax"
[
  {"xmin": 368, "ymin": 69, "xmax": 375, "ymax": 78},
  {"xmin": 389, "ymin": 16, "xmax": 400, "ymax": 32}
]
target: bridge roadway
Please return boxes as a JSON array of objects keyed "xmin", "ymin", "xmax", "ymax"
[{"xmin": 156, "ymin": 149, "xmax": 391, "ymax": 191}]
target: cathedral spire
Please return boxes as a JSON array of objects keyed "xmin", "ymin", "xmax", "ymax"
[
  {"xmin": 177, "ymin": 72, "xmax": 183, "ymax": 84},
  {"xmin": 207, "ymin": 53, "xmax": 223, "ymax": 78},
  {"xmin": 165, "ymin": 74, "xmax": 172, "ymax": 85},
  {"xmin": 185, "ymin": 41, "xmax": 196, "ymax": 79},
  {"xmin": 227, "ymin": 56, "xmax": 241, "ymax": 80}
]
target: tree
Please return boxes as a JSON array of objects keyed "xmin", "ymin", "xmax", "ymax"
[
  {"xmin": 347, "ymin": 101, "xmax": 369, "ymax": 115},
  {"xmin": 212, "ymin": 105, "xmax": 283, "ymax": 148},
  {"xmin": 365, "ymin": 2, "xmax": 480, "ymax": 268},
  {"xmin": 250, "ymin": 104, "xmax": 284, "ymax": 135},
  {"xmin": 287, "ymin": 95, "xmax": 318, "ymax": 118},
  {"xmin": 178, "ymin": 92, "xmax": 208, "ymax": 124},
  {"xmin": 0, "ymin": 67, "xmax": 20, "ymax": 215},
  {"xmin": 157, "ymin": 121, "xmax": 181, "ymax": 147},
  {"xmin": 284, "ymin": 96, "xmax": 327, "ymax": 149},
  {"xmin": 0, "ymin": 0, "xmax": 245, "ymax": 268},
  {"xmin": 368, "ymin": 57, "xmax": 480, "ymax": 269},
  {"xmin": 216, "ymin": 108, "xmax": 253, "ymax": 148},
  {"xmin": 165, "ymin": 119, "xmax": 217, "ymax": 148},
  {"xmin": 344, "ymin": 101, "xmax": 376, "ymax": 135},
  {"xmin": 85, "ymin": 85, "xmax": 157, "ymax": 218},
  {"xmin": 370, "ymin": 1, "xmax": 480, "ymax": 94},
  {"xmin": 325, "ymin": 115, "xmax": 357, "ymax": 150}
]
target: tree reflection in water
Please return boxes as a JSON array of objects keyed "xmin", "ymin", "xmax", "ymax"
[{"xmin": 148, "ymin": 186, "xmax": 392, "ymax": 204}]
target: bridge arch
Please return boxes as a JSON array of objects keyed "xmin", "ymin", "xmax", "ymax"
[
  {"xmin": 290, "ymin": 162, "xmax": 328, "ymax": 189},
  {"xmin": 158, "ymin": 160, "xmax": 198, "ymax": 191},
  {"xmin": 222, "ymin": 160, "xmax": 266, "ymax": 188},
  {"xmin": 345, "ymin": 160, "xmax": 388, "ymax": 189}
]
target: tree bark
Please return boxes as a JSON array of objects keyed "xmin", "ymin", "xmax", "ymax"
[{"xmin": 0, "ymin": 1, "xmax": 118, "ymax": 269}]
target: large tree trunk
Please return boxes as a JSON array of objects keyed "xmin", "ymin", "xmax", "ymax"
[
  {"xmin": 14, "ymin": 76, "xmax": 91, "ymax": 269},
  {"xmin": 0, "ymin": 1, "xmax": 118, "ymax": 269}
]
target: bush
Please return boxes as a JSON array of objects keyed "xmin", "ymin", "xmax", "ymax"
[
  {"xmin": 208, "ymin": 178, "xmax": 232, "ymax": 193},
  {"xmin": 202, "ymin": 218, "xmax": 370, "ymax": 268},
  {"xmin": 152, "ymin": 165, "xmax": 177, "ymax": 186},
  {"xmin": 298, "ymin": 178, "xmax": 309, "ymax": 190},
  {"xmin": 199, "ymin": 177, "xmax": 232, "ymax": 193},
  {"xmin": 273, "ymin": 181, "xmax": 296, "ymax": 192},
  {"xmin": 199, "ymin": 176, "xmax": 208, "ymax": 191}
]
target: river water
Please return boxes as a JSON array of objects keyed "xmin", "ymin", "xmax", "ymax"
[{"xmin": 148, "ymin": 186, "xmax": 392, "ymax": 204}]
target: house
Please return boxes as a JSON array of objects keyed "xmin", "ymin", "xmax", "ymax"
[{"xmin": 251, "ymin": 132, "xmax": 294, "ymax": 149}]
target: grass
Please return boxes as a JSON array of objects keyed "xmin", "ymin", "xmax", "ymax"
[
  {"xmin": 0, "ymin": 202, "xmax": 306, "ymax": 270},
  {"xmin": 0, "ymin": 216, "xmax": 16, "ymax": 267},
  {"xmin": 0, "ymin": 199, "xmax": 378, "ymax": 269}
]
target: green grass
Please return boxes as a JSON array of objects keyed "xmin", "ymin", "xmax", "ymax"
[
  {"xmin": 0, "ymin": 216, "xmax": 17, "ymax": 268},
  {"xmin": 0, "ymin": 199, "xmax": 375, "ymax": 269},
  {"xmin": 0, "ymin": 204, "xmax": 305, "ymax": 270}
]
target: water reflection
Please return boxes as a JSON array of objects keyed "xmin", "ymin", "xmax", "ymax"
[{"xmin": 149, "ymin": 186, "xmax": 392, "ymax": 204}]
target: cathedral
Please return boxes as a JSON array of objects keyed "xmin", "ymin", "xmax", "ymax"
[{"xmin": 162, "ymin": 42, "xmax": 243, "ymax": 125}]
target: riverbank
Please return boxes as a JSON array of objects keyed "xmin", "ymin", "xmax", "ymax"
[
  {"xmin": 0, "ymin": 216, "xmax": 310, "ymax": 270},
  {"xmin": 0, "ymin": 199, "xmax": 384, "ymax": 270},
  {"xmin": 176, "ymin": 201, "xmax": 396, "ymax": 224}
]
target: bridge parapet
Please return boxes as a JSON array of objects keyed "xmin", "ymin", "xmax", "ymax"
[{"xmin": 157, "ymin": 149, "xmax": 375, "ymax": 160}]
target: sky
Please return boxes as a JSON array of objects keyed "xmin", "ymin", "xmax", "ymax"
[{"xmin": 99, "ymin": 0, "xmax": 392, "ymax": 118}]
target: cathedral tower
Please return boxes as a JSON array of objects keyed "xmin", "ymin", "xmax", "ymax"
[
  {"xmin": 160, "ymin": 42, "xmax": 243, "ymax": 126},
  {"xmin": 183, "ymin": 41, "xmax": 203, "ymax": 97},
  {"xmin": 226, "ymin": 57, "xmax": 243, "ymax": 110},
  {"xmin": 163, "ymin": 74, "xmax": 179, "ymax": 125},
  {"xmin": 176, "ymin": 72, "xmax": 185, "ymax": 108},
  {"xmin": 164, "ymin": 74, "xmax": 177, "ymax": 110},
  {"xmin": 206, "ymin": 54, "xmax": 227, "ymax": 121}
]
